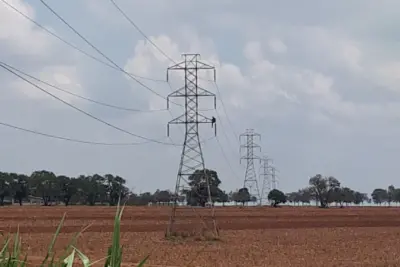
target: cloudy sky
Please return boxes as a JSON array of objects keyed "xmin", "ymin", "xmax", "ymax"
[{"xmin": 1, "ymin": 0, "xmax": 400, "ymax": 195}]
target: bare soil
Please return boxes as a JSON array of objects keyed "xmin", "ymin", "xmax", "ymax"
[{"xmin": 1, "ymin": 206, "xmax": 400, "ymax": 266}]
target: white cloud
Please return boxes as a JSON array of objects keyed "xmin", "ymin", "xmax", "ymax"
[
  {"xmin": 374, "ymin": 61, "xmax": 400, "ymax": 91},
  {"xmin": 243, "ymin": 41, "xmax": 263, "ymax": 62},
  {"xmin": 268, "ymin": 38, "xmax": 287, "ymax": 54},
  {"xmin": 10, "ymin": 65, "xmax": 83, "ymax": 106},
  {"xmin": 0, "ymin": 0, "xmax": 84, "ymax": 110},
  {"xmin": 0, "ymin": 0, "xmax": 53, "ymax": 56},
  {"xmin": 4, "ymin": 0, "xmax": 400, "ymax": 195}
]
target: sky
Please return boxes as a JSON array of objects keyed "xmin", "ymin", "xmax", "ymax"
[{"xmin": 1, "ymin": 0, "xmax": 400, "ymax": 195}]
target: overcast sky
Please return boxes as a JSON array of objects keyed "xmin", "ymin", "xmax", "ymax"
[{"xmin": 1, "ymin": 0, "xmax": 400, "ymax": 195}]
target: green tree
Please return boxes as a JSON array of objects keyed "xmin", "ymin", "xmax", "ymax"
[
  {"xmin": 30, "ymin": 170, "xmax": 58, "ymax": 206},
  {"xmin": 58, "ymin": 175, "xmax": 77, "ymax": 206},
  {"xmin": 0, "ymin": 172, "xmax": 11, "ymax": 206},
  {"xmin": 12, "ymin": 174, "xmax": 29, "ymax": 206},
  {"xmin": 353, "ymin": 191, "xmax": 368, "ymax": 205},
  {"xmin": 268, "ymin": 189, "xmax": 287, "ymax": 207},
  {"xmin": 104, "ymin": 174, "xmax": 128, "ymax": 206},
  {"xmin": 235, "ymin": 188, "xmax": 251, "ymax": 206},
  {"xmin": 78, "ymin": 175, "xmax": 106, "ymax": 206},
  {"xmin": 387, "ymin": 185, "xmax": 396, "ymax": 206},
  {"xmin": 216, "ymin": 190, "xmax": 229, "ymax": 206},
  {"xmin": 371, "ymin": 188, "xmax": 388, "ymax": 205},
  {"xmin": 299, "ymin": 188, "xmax": 312, "ymax": 205},
  {"xmin": 330, "ymin": 187, "xmax": 354, "ymax": 207},
  {"xmin": 309, "ymin": 174, "xmax": 340, "ymax": 208},
  {"xmin": 187, "ymin": 169, "xmax": 222, "ymax": 207},
  {"xmin": 154, "ymin": 190, "xmax": 172, "ymax": 205}
]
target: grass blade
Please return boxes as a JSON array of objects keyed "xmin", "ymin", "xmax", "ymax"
[
  {"xmin": 40, "ymin": 212, "xmax": 66, "ymax": 266},
  {"xmin": 58, "ymin": 222, "xmax": 93, "ymax": 265},
  {"xmin": 63, "ymin": 249, "xmax": 75, "ymax": 267},
  {"xmin": 137, "ymin": 255, "xmax": 149, "ymax": 267},
  {"xmin": 73, "ymin": 246, "xmax": 90, "ymax": 267}
]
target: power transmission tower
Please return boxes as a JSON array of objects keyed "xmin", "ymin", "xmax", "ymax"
[
  {"xmin": 259, "ymin": 156, "xmax": 273, "ymax": 205},
  {"xmin": 270, "ymin": 166, "xmax": 278, "ymax": 190},
  {"xmin": 240, "ymin": 129, "xmax": 261, "ymax": 202},
  {"xmin": 165, "ymin": 53, "xmax": 218, "ymax": 238}
]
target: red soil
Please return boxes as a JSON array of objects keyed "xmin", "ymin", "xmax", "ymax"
[{"xmin": 1, "ymin": 206, "xmax": 400, "ymax": 266}]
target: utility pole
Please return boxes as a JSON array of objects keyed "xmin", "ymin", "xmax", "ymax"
[
  {"xmin": 240, "ymin": 129, "xmax": 261, "ymax": 202},
  {"xmin": 165, "ymin": 53, "xmax": 218, "ymax": 238},
  {"xmin": 259, "ymin": 156, "xmax": 273, "ymax": 205}
]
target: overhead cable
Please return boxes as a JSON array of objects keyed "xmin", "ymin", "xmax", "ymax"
[{"xmin": 0, "ymin": 61, "xmax": 180, "ymax": 147}]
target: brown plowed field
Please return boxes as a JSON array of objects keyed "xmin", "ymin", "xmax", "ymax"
[{"xmin": 1, "ymin": 206, "xmax": 400, "ymax": 266}]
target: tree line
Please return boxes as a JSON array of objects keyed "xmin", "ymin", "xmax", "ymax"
[
  {"xmin": 286, "ymin": 174, "xmax": 400, "ymax": 208},
  {"xmin": 0, "ymin": 170, "xmax": 396, "ymax": 208},
  {"xmin": 0, "ymin": 169, "xmax": 257, "ymax": 207}
]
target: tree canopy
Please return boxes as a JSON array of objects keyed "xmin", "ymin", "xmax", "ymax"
[
  {"xmin": 268, "ymin": 189, "xmax": 287, "ymax": 207},
  {"xmin": 0, "ymin": 170, "xmax": 395, "ymax": 208}
]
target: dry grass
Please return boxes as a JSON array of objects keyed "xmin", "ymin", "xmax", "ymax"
[{"xmin": 1, "ymin": 206, "xmax": 400, "ymax": 266}]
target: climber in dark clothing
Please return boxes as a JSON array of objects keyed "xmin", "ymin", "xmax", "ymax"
[{"xmin": 211, "ymin": 116, "xmax": 216, "ymax": 128}]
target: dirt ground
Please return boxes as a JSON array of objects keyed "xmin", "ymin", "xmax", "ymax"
[{"xmin": 1, "ymin": 206, "xmax": 400, "ymax": 266}]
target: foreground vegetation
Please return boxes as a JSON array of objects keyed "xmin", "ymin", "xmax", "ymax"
[{"xmin": 0, "ymin": 204, "xmax": 148, "ymax": 266}]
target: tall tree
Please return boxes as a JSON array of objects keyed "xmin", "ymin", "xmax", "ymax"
[
  {"xmin": 104, "ymin": 174, "xmax": 128, "ymax": 206},
  {"xmin": 268, "ymin": 189, "xmax": 287, "ymax": 207},
  {"xmin": 371, "ymin": 188, "xmax": 388, "ymax": 205},
  {"xmin": 187, "ymin": 169, "xmax": 222, "ymax": 207},
  {"xmin": 234, "ymin": 188, "xmax": 251, "ymax": 206},
  {"xmin": 58, "ymin": 175, "xmax": 77, "ymax": 206},
  {"xmin": 387, "ymin": 185, "xmax": 396, "ymax": 206},
  {"xmin": 30, "ymin": 170, "xmax": 58, "ymax": 206},
  {"xmin": 309, "ymin": 174, "xmax": 340, "ymax": 208}
]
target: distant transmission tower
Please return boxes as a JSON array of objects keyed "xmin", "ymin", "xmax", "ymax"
[
  {"xmin": 240, "ymin": 129, "xmax": 261, "ymax": 202},
  {"xmin": 165, "ymin": 53, "xmax": 218, "ymax": 238},
  {"xmin": 270, "ymin": 166, "xmax": 278, "ymax": 190},
  {"xmin": 259, "ymin": 156, "xmax": 273, "ymax": 205}
]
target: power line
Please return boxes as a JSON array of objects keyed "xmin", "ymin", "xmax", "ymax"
[
  {"xmin": 0, "ymin": 121, "xmax": 155, "ymax": 146},
  {"xmin": 4, "ymin": 62, "xmax": 167, "ymax": 113},
  {"xmin": 214, "ymin": 108, "xmax": 243, "ymax": 171},
  {"xmin": 109, "ymin": 1, "xmax": 244, "ymax": 195},
  {"xmin": 0, "ymin": 0, "xmax": 165, "ymax": 83},
  {"xmin": 38, "ymin": 0, "xmax": 184, "ymax": 107},
  {"xmin": 109, "ymin": 0, "xmax": 176, "ymax": 64},
  {"xmin": 0, "ymin": 61, "xmax": 179, "ymax": 147},
  {"xmin": 213, "ymin": 82, "xmax": 240, "ymax": 142},
  {"xmin": 0, "ymin": 120, "xmax": 215, "ymax": 146},
  {"xmin": 109, "ymin": 0, "xmax": 216, "ymax": 114},
  {"xmin": 109, "ymin": 1, "xmax": 243, "ymax": 184},
  {"xmin": 215, "ymin": 136, "xmax": 242, "ymax": 182},
  {"xmin": 108, "ymin": 0, "xmax": 214, "ymax": 84},
  {"xmin": 1, "ymin": 0, "xmax": 211, "ymax": 114}
]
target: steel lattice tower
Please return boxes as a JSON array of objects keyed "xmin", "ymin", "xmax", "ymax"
[
  {"xmin": 240, "ymin": 129, "xmax": 261, "ymax": 201},
  {"xmin": 165, "ymin": 53, "xmax": 218, "ymax": 238},
  {"xmin": 270, "ymin": 166, "xmax": 278, "ymax": 190},
  {"xmin": 259, "ymin": 156, "xmax": 273, "ymax": 205}
]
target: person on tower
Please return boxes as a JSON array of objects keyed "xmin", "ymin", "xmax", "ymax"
[{"xmin": 211, "ymin": 116, "xmax": 216, "ymax": 128}]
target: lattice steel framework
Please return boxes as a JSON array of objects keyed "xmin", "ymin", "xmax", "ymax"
[
  {"xmin": 240, "ymin": 129, "xmax": 261, "ymax": 201},
  {"xmin": 165, "ymin": 53, "xmax": 218, "ymax": 238},
  {"xmin": 259, "ymin": 156, "xmax": 273, "ymax": 205},
  {"xmin": 270, "ymin": 166, "xmax": 278, "ymax": 190}
]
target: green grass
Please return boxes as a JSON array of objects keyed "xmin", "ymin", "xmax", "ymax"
[{"xmin": 0, "ymin": 203, "xmax": 149, "ymax": 267}]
